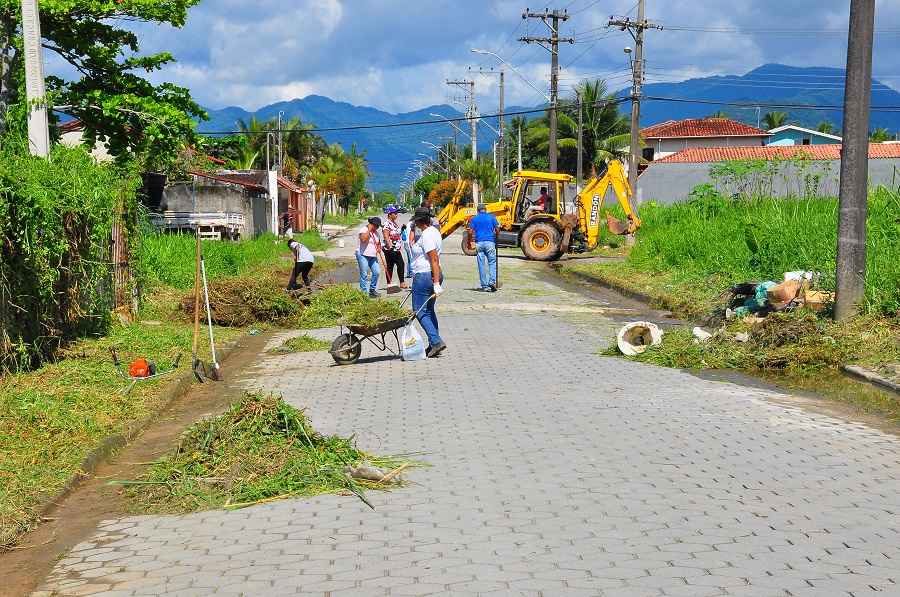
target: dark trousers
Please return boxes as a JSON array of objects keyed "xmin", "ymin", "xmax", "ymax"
[
  {"xmin": 287, "ymin": 261, "xmax": 313, "ymax": 289},
  {"xmin": 384, "ymin": 250, "xmax": 405, "ymax": 284}
]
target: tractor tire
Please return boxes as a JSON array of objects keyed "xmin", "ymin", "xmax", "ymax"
[
  {"xmin": 521, "ymin": 222, "xmax": 562, "ymax": 261},
  {"xmin": 461, "ymin": 235, "xmax": 477, "ymax": 257}
]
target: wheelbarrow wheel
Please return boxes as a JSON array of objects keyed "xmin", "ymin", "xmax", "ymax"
[{"xmin": 330, "ymin": 333, "xmax": 361, "ymax": 365}]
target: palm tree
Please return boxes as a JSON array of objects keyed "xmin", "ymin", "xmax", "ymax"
[
  {"xmin": 459, "ymin": 159, "xmax": 499, "ymax": 199},
  {"xmin": 870, "ymin": 127, "xmax": 892, "ymax": 142},
  {"xmin": 816, "ymin": 121, "xmax": 837, "ymax": 135},
  {"xmin": 762, "ymin": 111, "xmax": 788, "ymax": 130}
]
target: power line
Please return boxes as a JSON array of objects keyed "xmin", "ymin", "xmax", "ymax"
[{"xmin": 662, "ymin": 24, "xmax": 900, "ymax": 35}]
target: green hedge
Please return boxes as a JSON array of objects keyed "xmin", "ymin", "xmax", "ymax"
[{"xmin": 0, "ymin": 143, "xmax": 139, "ymax": 371}]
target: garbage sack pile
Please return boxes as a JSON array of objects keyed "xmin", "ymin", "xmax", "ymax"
[{"xmin": 726, "ymin": 271, "xmax": 833, "ymax": 320}]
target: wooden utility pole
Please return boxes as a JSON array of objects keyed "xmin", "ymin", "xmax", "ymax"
[
  {"xmin": 521, "ymin": 8, "xmax": 574, "ymax": 173},
  {"xmin": 610, "ymin": 2, "xmax": 662, "ymax": 193},
  {"xmin": 835, "ymin": 0, "xmax": 876, "ymax": 320},
  {"xmin": 447, "ymin": 78, "xmax": 479, "ymax": 205},
  {"xmin": 21, "ymin": 0, "xmax": 49, "ymax": 157}
]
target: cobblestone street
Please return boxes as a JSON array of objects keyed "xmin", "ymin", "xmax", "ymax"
[{"xmin": 36, "ymin": 235, "xmax": 900, "ymax": 597}]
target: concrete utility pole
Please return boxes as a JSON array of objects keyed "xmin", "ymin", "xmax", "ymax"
[
  {"xmin": 277, "ymin": 110, "xmax": 285, "ymax": 174},
  {"xmin": 835, "ymin": 0, "xmax": 876, "ymax": 320},
  {"xmin": 518, "ymin": 121, "xmax": 523, "ymax": 172},
  {"xmin": 610, "ymin": 2, "xmax": 662, "ymax": 193},
  {"xmin": 21, "ymin": 0, "xmax": 49, "ymax": 157},
  {"xmin": 447, "ymin": 78, "xmax": 480, "ymax": 206},
  {"xmin": 576, "ymin": 90, "xmax": 584, "ymax": 191},
  {"xmin": 471, "ymin": 66, "xmax": 506, "ymax": 187},
  {"xmin": 521, "ymin": 8, "xmax": 574, "ymax": 173}
]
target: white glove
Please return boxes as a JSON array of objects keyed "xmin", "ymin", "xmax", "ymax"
[{"xmin": 433, "ymin": 282, "xmax": 444, "ymax": 296}]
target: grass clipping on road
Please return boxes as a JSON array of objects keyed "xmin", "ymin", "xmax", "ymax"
[
  {"xmin": 124, "ymin": 392, "xmax": 412, "ymax": 512},
  {"xmin": 270, "ymin": 335, "xmax": 331, "ymax": 353}
]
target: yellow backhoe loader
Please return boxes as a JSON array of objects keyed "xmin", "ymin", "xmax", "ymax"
[{"xmin": 439, "ymin": 159, "xmax": 641, "ymax": 261}]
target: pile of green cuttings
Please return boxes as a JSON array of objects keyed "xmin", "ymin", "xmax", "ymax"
[
  {"xmin": 299, "ymin": 285, "xmax": 411, "ymax": 329},
  {"xmin": 122, "ymin": 392, "xmax": 411, "ymax": 512}
]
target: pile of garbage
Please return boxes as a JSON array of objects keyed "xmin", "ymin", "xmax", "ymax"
[{"xmin": 725, "ymin": 271, "xmax": 833, "ymax": 320}]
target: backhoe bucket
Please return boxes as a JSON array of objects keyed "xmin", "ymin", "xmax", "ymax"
[{"xmin": 606, "ymin": 212, "xmax": 631, "ymax": 236}]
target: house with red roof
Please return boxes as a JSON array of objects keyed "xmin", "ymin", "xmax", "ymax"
[
  {"xmin": 641, "ymin": 117, "xmax": 771, "ymax": 162},
  {"xmin": 636, "ymin": 143, "xmax": 900, "ymax": 204}
]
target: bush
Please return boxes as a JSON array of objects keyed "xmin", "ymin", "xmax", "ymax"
[
  {"xmin": 628, "ymin": 188, "xmax": 900, "ymax": 315},
  {"xmin": 0, "ymin": 142, "xmax": 140, "ymax": 372}
]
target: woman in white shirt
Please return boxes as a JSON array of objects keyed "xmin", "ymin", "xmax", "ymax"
[
  {"xmin": 286, "ymin": 238, "xmax": 315, "ymax": 289},
  {"xmin": 409, "ymin": 207, "xmax": 446, "ymax": 358}
]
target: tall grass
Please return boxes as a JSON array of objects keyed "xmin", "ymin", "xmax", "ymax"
[
  {"xmin": 627, "ymin": 188, "xmax": 900, "ymax": 315},
  {"xmin": 139, "ymin": 231, "xmax": 330, "ymax": 289}
]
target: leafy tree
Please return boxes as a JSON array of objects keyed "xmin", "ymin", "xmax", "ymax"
[
  {"xmin": 414, "ymin": 172, "xmax": 444, "ymax": 199},
  {"xmin": 707, "ymin": 110, "xmax": 729, "ymax": 118},
  {"xmin": 762, "ymin": 111, "xmax": 789, "ymax": 130},
  {"xmin": 816, "ymin": 121, "xmax": 837, "ymax": 135},
  {"xmin": 870, "ymin": 127, "xmax": 893, "ymax": 142},
  {"xmin": 1, "ymin": 0, "xmax": 205, "ymax": 170},
  {"xmin": 459, "ymin": 158, "xmax": 499, "ymax": 199},
  {"xmin": 236, "ymin": 116, "xmax": 325, "ymax": 171},
  {"xmin": 427, "ymin": 179, "xmax": 470, "ymax": 209}
]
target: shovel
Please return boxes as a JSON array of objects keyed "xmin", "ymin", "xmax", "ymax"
[
  {"xmin": 200, "ymin": 255, "xmax": 222, "ymax": 381},
  {"xmin": 191, "ymin": 228, "xmax": 206, "ymax": 383}
]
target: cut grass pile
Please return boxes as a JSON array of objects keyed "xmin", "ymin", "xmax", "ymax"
[
  {"xmin": 623, "ymin": 311, "xmax": 900, "ymax": 376},
  {"xmin": 271, "ymin": 335, "xmax": 331, "ymax": 353},
  {"xmin": 298, "ymin": 285, "xmax": 411, "ymax": 329},
  {"xmin": 0, "ymin": 316, "xmax": 239, "ymax": 548},
  {"xmin": 141, "ymin": 231, "xmax": 330, "ymax": 290},
  {"xmin": 123, "ymin": 392, "xmax": 411, "ymax": 513},
  {"xmin": 180, "ymin": 259, "xmax": 337, "ymax": 327}
]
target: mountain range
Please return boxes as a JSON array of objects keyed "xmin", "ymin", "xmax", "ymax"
[{"xmin": 198, "ymin": 64, "xmax": 900, "ymax": 191}]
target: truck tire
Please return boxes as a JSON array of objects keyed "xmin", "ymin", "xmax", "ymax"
[
  {"xmin": 521, "ymin": 222, "xmax": 562, "ymax": 261},
  {"xmin": 461, "ymin": 235, "xmax": 477, "ymax": 257}
]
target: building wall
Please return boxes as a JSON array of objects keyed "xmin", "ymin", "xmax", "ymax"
[
  {"xmin": 768, "ymin": 130, "xmax": 838, "ymax": 146},
  {"xmin": 637, "ymin": 159, "xmax": 900, "ymax": 205},
  {"xmin": 161, "ymin": 182, "xmax": 270, "ymax": 237},
  {"xmin": 59, "ymin": 131, "xmax": 114, "ymax": 162},
  {"xmin": 648, "ymin": 136, "xmax": 769, "ymax": 160}
]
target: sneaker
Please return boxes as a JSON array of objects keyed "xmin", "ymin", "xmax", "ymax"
[
  {"xmin": 489, "ymin": 285, "xmax": 498, "ymax": 292},
  {"xmin": 369, "ymin": 290, "xmax": 380, "ymax": 298},
  {"xmin": 426, "ymin": 342, "xmax": 447, "ymax": 358}
]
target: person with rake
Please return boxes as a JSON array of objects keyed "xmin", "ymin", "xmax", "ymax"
[{"xmin": 286, "ymin": 237, "xmax": 315, "ymax": 290}]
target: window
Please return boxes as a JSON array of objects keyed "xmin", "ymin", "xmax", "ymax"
[
  {"xmin": 642, "ymin": 147, "xmax": 655, "ymax": 161},
  {"xmin": 802, "ymin": 138, "xmax": 811, "ymax": 145}
]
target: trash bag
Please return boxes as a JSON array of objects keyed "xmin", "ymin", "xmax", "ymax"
[{"xmin": 400, "ymin": 322, "xmax": 427, "ymax": 362}]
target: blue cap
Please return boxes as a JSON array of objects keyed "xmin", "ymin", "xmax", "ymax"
[{"xmin": 385, "ymin": 205, "xmax": 400, "ymax": 214}]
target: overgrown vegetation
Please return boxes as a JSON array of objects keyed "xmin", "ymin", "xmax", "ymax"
[
  {"xmin": 123, "ymin": 392, "xmax": 410, "ymax": 513},
  {"xmin": 576, "ymin": 186, "xmax": 900, "ymax": 316},
  {"xmin": 624, "ymin": 312, "xmax": 899, "ymax": 376},
  {"xmin": 141, "ymin": 232, "xmax": 329, "ymax": 290},
  {"xmin": 0, "ymin": 310, "xmax": 239, "ymax": 548},
  {"xmin": 0, "ymin": 142, "xmax": 140, "ymax": 372}
]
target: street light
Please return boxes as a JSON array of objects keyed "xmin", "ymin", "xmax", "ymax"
[
  {"xmin": 430, "ymin": 113, "xmax": 465, "ymax": 135},
  {"xmin": 471, "ymin": 48, "xmax": 551, "ymax": 103}
]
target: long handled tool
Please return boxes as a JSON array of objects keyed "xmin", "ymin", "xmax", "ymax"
[
  {"xmin": 200, "ymin": 255, "xmax": 222, "ymax": 381},
  {"xmin": 494, "ymin": 231, "xmax": 502, "ymax": 290},
  {"xmin": 191, "ymin": 228, "xmax": 205, "ymax": 383}
]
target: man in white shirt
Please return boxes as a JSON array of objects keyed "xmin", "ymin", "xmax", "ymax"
[
  {"xmin": 286, "ymin": 238, "xmax": 315, "ymax": 289},
  {"xmin": 409, "ymin": 207, "xmax": 446, "ymax": 357},
  {"xmin": 357, "ymin": 217, "xmax": 383, "ymax": 297}
]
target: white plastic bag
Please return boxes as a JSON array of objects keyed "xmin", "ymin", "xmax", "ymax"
[{"xmin": 400, "ymin": 322, "xmax": 426, "ymax": 362}]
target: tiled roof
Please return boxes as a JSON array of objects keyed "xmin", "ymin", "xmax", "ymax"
[
  {"xmin": 642, "ymin": 118, "xmax": 770, "ymax": 139},
  {"xmin": 654, "ymin": 144, "xmax": 900, "ymax": 164},
  {"xmin": 189, "ymin": 170, "xmax": 267, "ymax": 192},
  {"xmin": 58, "ymin": 119, "xmax": 85, "ymax": 134}
]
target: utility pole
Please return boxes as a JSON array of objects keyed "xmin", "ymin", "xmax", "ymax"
[
  {"xmin": 521, "ymin": 8, "xmax": 574, "ymax": 173},
  {"xmin": 835, "ymin": 0, "xmax": 876, "ymax": 320},
  {"xmin": 576, "ymin": 90, "xmax": 583, "ymax": 192},
  {"xmin": 518, "ymin": 121, "xmax": 523, "ymax": 172},
  {"xmin": 21, "ymin": 0, "xmax": 49, "ymax": 157},
  {"xmin": 447, "ymin": 78, "xmax": 479, "ymax": 206},
  {"xmin": 277, "ymin": 110, "xmax": 284, "ymax": 174},
  {"xmin": 472, "ymin": 66, "xmax": 506, "ymax": 189},
  {"xmin": 610, "ymin": 2, "xmax": 662, "ymax": 193}
]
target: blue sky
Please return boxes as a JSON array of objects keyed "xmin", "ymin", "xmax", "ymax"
[{"xmin": 124, "ymin": 0, "xmax": 900, "ymax": 114}]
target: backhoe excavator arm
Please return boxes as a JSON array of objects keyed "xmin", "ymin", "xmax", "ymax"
[{"xmin": 576, "ymin": 160, "xmax": 641, "ymax": 249}]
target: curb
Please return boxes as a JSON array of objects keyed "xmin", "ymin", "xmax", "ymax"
[
  {"xmin": 842, "ymin": 365, "xmax": 900, "ymax": 396},
  {"xmin": 34, "ymin": 340, "xmax": 241, "ymax": 526},
  {"xmin": 550, "ymin": 263, "xmax": 663, "ymax": 309}
]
